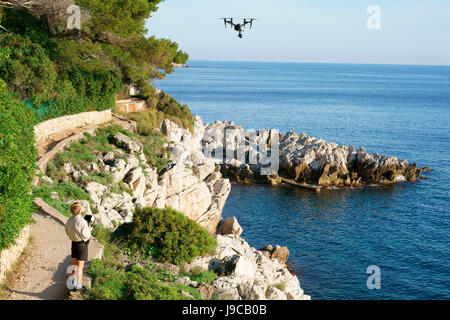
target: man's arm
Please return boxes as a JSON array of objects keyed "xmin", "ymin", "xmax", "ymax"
[
  {"xmin": 65, "ymin": 221, "xmax": 70, "ymax": 238},
  {"xmin": 79, "ymin": 220, "xmax": 92, "ymax": 242}
]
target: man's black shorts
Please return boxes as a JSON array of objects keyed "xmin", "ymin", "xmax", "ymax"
[{"xmin": 71, "ymin": 240, "xmax": 89, "ymax": 261}]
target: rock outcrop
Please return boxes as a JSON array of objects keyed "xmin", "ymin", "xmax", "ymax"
[
  {"xmin": 46, "ymin": 118, "xmax": 231, "ymax": 234},
  {"xmin": 218, "ymin": 216, "xmax": 243, "ymax": 236},
  {"xmin": 258, "ymin": 245, "xmax": 290, "ymax": 265},
  {"xmin": 184, "ymin": 233, "xmax": 310, "ymax": 301},
  {"xmin": 201, "ymin": 121, "xmax": 425, "ymax": 188},
  {"xmin": 160, "ymin": 117, "xmax": 232, "ymax": 233}
]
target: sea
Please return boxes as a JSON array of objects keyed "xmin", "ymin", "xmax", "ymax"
[{"xmin": 157, "ymin": 60, "xmax": 450, "ymax": 300}]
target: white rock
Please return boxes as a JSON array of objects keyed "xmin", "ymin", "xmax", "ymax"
[
  {"xmin": 84, "ymin": 182, "xmax": 108, "ymax": 205},
  {"xmin": 233, "ymin": 255, "xmax": 256, "ymax": 279},
  {"xmin": 266, "ymin": 286, "xmax": 287, "ymax": 300},
  {"xmin": 218, "ymin": 217, "xmax": 243, "ymax": 236},
  {"xmin": 124, "ymin": 167, "xmax": 146, "ymax": 200},
  {"xmin": 111, "ymin": 132, "xmax": 142, "ymax": 154},
  {"xmin": 63, "ymin": 163, "xmax": 75, "ymax": 174},
  {"xmin": 237, "ymin": 281, "xmax": 267, "ymax": 300}
]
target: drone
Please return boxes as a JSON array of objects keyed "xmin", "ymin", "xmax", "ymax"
[{"xmin": 221, "ymin": 18, "xmax": 258, "ymax": 38}]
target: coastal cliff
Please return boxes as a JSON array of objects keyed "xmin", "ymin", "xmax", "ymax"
[{"xmin": 35, "ymin": 114, "xmax": 308, "ymax": 300}]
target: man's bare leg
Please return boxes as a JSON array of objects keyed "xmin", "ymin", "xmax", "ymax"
[{"xmin": 76, "ymin": 260, "xmax": 85, "ymax": 289}]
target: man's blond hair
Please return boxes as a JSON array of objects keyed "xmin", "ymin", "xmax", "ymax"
[{"xmin": 71, "ymin": 202, "xmax": 82, "ymax": 215}]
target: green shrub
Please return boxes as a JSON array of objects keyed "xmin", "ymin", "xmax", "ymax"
[
  {"xmin": 119, "ymin": 207, "xmax": 217, "ymax": 265},
  {"xmin": 0, "ymin": 6, "xmax": 191, "ymax": 126},
  {"xmin": 89, "ymin": 226, "xmax": 203, "ymax": 300},
  {"xmin": 181, "ymin": 269, "xmax": 218, "ymax": 285},
  {"xmin": 0, "ymin": 33, "xmax": 57, "ymax": 106},
  {"xmin": 0, "ymin": 79, "xmax": 37, "ymax": 251},
  {"xmin": 129, "ymin": 102, "xmax": 193, "ymax": 135},
  {"xmin": 124, "ymin": 265, "xmax": 201, "ymax": 300},
  {"xmin": 88, "ymin": 261, "xmax": 202, "ymax": 300},
  {"xmin": 88, "ymin": 259, "xmax": 127, "ymax": 300},
  {"xmin": 155, "ymin": 92, "xmax": 194, "ymax": 131}
]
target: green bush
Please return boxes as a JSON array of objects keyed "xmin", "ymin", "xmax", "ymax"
[
  {"xmin": 88, "ymin": 260, "xmax": 202, "ymax": 300},
  {"xmin": 130, "ymin": 92, "xmax": 194, "ymax": 134},
  {"xmin": 0, "ymin": 79, "xmax": 37, "ymax": 251},
  {"xmin": 88, "ymin": 259, "xmax": 127, "ymax": 300},
  {"xmin": 155, "ymin": 92, "xmax": 194, "ymax": 129},
  {"xmin": 89, "ymin": 226, "xmax": 204, "ymax": 300},
  {"xmin": 0, "ymin": 33, "xmax": 57, "ymax": 106},
  {"xmin": 182, "ymin": 269, "xmax": 218, "ymax": 285},
  {"xmin": 119, "ymin": 207, "xmax": 217, "ymax": 265}
]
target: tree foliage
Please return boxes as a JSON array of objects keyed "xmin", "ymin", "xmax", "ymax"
[
  {"xmin": 0, "ymin": 79, "xmax": 37, "ymax": 251},
  {"xmin": 0, "ymin": 1, "xmax": 189, "ymax": 122},
  {"xmin": 75, "ymin": 0, "xmax": 189, "ymax": 90}
]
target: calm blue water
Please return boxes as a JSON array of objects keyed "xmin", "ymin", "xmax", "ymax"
[{"xmin": 157, "ymin": 61, "xmax": 450, "ymax": 300}]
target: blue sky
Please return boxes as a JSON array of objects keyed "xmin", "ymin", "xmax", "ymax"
[{"xmin": 146, "ymin": 0, "xmax": 450, "ymax": 65}]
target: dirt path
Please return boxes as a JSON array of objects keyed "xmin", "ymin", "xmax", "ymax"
[{"xmin": 4, "ymin": 211, "xmax": 71, "ymax": 300}]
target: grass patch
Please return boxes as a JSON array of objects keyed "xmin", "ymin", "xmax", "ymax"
[
  {"xmin": 179, "ymin": 269, "xmax": 218, "ymax": 286},
  {"xmin": 117, "ymin": 207, "xmax": 217, "ymax": 265},
  {"xmin": 109, "ymin": 181, "xmax": 133, "ymax": 196},
  {"xmin": 80, "ymin": 172, "xmax": 114, "ymax": 186},
  {"xmin": 47, "ymin": 123, "xmax": 170, "ymax": 178},
  {"xmin": 32, "ymin": 181, "xmax": 91, "ymax": 216},
  {"xmin": 140, "ymin": 134, "xmax": 171, "ymax": 173},
  {"xmin": 273, "ymin": 281, "xmax": 287, "ymax": 292},
  {"xmin": 46, "ymin": 125, "xmax": 129, "ymax": 180}
]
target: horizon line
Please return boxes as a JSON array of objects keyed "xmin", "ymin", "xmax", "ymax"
[{"xmin": 188, "ymin": 59, "xmax": 450, "ymax": 68}]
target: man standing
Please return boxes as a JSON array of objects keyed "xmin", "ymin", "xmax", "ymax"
[{"xmin": 65, "ymin": 202, "xmax": 92, "ymax": 291}]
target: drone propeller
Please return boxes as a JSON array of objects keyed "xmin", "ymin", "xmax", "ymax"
[
  {"xmin": 220, "ymin": 17, "xmax": 234, "ymax": 28},
  {"xmin": 242, "ymin": 18, "xmax": 258, "ymax": 29}
]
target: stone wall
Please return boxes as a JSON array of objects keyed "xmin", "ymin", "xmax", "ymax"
[
  {"xmin": 0, "ymin": 225, "xmax": 30, "ymax": 284},
  {"xmin": 34, "ymin": 110, "xmax": 112, "ymax": 149},
  {"xmin": 115, "ymin": 99, "xmax": 146, "ymax": 114}
]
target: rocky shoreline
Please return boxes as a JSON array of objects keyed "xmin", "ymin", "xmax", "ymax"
[
  {"xmin": 201, "ymin": 120, "xmax": 429, "ymax": 189},
  {"xmin": 172, "ymin": 63, "xmax": 190, "ymax": 68}
]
